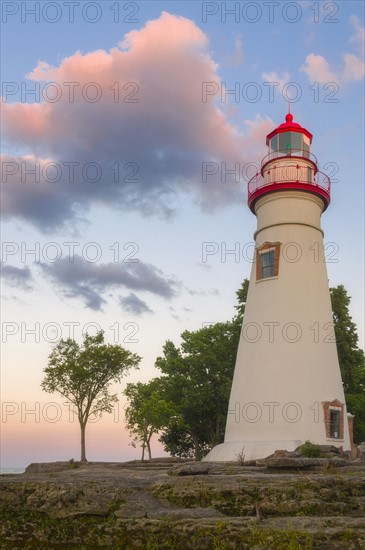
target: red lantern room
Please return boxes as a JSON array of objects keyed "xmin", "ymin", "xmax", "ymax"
[{"xmin": 247, "ymin": 113, "xmax": 331, "ymax": 213}]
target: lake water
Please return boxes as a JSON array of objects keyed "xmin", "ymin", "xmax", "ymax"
[{"xmin": 0, "ymin": 467, "xmax": 26, "ymax": 474}]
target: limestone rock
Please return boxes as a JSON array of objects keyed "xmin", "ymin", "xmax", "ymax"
[
  {"xmin": 264, "ymin": 457, "xmax": 347, "ymax": 468},
  {"xmin": 358, "ymin": 442, "xmax": 365, "ymax": 461},
  {"xmin": 1, "ymin": 460, "xmax": 364, "ymax": 549},
  {"xmin": 114, "ymin": 491, "xmax": 223, "ymax": 520},
  {"xmin": 168, "ymin": 462, "xmax": 211, "ymax": 476}
]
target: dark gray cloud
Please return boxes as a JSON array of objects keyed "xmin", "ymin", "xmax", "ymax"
[
  {"xmin": 168, "ymin": 306, "xmax": 181, "ymax": 322},
  {"xmin": 119, "ymin": 293, "xmax": 153, "ymax": 315},
  {"xmin": 197, "ymin": 262, "xmax": 212, "ymax": 270},
  {"xmin": 1, "ymin": 169, "xmax": 85, "ymax": 233},
  {"xmin": 1, "ymin": 264, "xmax": 33, "ymax": 289},
  {"xmin": 39, "ymin": 255, "xmax": 179, "ymax": 311},
  {"xmin": 187, "ymin": 287, "xmax": 219, "ymax": 297}
]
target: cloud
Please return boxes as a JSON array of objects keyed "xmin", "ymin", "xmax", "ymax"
[
  {"xmin": 119, "ymin": 293, "xmax": 153, "ymax": 315},
  {"xmin": 300, "ymin": 53, "xmax": 364, "ymax": 85},
  {"xmin": 242, "ymin": 115, "xmax": 274, "ymax": 159},
  {"xmin": 261, "ymin": 71, "xmax": 291, "ymax": 96},
  {"xmin": 168, "ymin": 306, "xmax": 181, "ymax": 322},
  {"xmin": 2, "ymin": 12, "xmax": 270, "ymax": 232},
  {"xmin": 225, "ymin": 36, "xmax": 244, "ymax": 67},
  {"xmin": 300, "ymin": 54, "xmax": 337, "ymax": 84},
  {"xmin": 39, "ymin": 255, "xmax": 179, "ymax": 310},
  {"xmin": 350, "ymin": 15, "xmax": 365, "ymax": 53},
  {"xmin": 343, "ymin": 53, "xmax": 365, "ymax": 82},
  {"xmin": 300, "ymin": 16, "xmax": 365, "ymax": 86},
  {"xmin": 1, "ymin": 155, "xmax": 84, "ymax": 232},
  {"xmin": 187, "ymin": 287, "xmax": 219, "ymax": 297},
  {"xmin": 1, "ymin": 264, "xmax": 33, "ymax": 289}
]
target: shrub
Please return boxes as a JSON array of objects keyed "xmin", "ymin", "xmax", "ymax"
[{"xmin": 300, "ymin": 441, "xmax": 323, "ymax": 458}]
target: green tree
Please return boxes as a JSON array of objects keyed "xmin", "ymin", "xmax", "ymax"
[
  {"xmin": 156, "ymin": 320, "xmax": 241, "ymax": 459},
  {"xmin": 159, "ymin": 418, "xmax": 200, "ymax": 459},
  {"xmin": 124, "ymin": 379, "xmax": 175, "ymax": 460},
  {"xmin": 330, "ymin": 285, "xmax": 365, "ymax": 442},
  {"xmin": 234, "ymin": 278, "xmax": 250, "ymax": 321},
  {"xmin": 41, "ymin": 331, "xmax": 140, "ymax": 462}
]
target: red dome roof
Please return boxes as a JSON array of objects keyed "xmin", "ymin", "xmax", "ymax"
[
  {"xmin": 266, "ymin": 113, "xmax": 313, "ymax": 145},
  {"xmin": 278, "ymin": 113, "xmax": 301, "ymax": 129}
]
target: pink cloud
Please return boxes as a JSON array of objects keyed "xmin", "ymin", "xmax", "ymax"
[
  {"xmin": 300, "ymin": 15, "xmax": 365, "ymax": 87},
  {"xmin": 300, "ymin": 53, "xmax": 337, "ymax": 84},
  {"xmin": 343, "ymin": 53, "xmax": 365, "ymax": 82},
  {"xmin": 301, "ymin": 52, "xmax": 364, "ymax": 85},
  {"xmin": 2, "ymin": 12, "xmax": 270, "ymax": 231},
  {"xmin": 118, "ymin": 11, "xmax": 208, "ymax": 53},
  {"xmin": 3, "ymin": 102, "xmax": 52, "ymax": 144}
]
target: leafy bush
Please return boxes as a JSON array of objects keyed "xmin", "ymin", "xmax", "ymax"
[{"xmin": 299, "ymin": 441, "xmax": 323, "ymax": 458}]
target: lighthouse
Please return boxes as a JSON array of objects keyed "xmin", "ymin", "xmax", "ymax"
[{"xmin": 205, "ymin": 112, "xmax": 351, "ymax": 462}]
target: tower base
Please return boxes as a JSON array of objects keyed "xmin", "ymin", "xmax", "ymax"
[{"xmin": 203, "ymin": 440, "xmax": 303, "ymax": 462}]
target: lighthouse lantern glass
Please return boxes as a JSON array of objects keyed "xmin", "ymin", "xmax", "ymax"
[
  {"xmin": 280, "ymin": 132, "xmax": 292, "ymax": 151},
  {"xmin": 269, "ymin": 132, "xmax": 310, "ymax": 158},
  {"xmin": 270, "ymin": 135, "xmax": 278, "ymax": 152}
]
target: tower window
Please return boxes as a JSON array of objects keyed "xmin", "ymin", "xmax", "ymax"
[
  {"xmin": 256, "ymin": 243, "xmax": 281, "ymax": 281},
  {"xmin": 261, "ymin": 251, "xmax": 274, "ymax": 278},
  {"xmin": 329, "ymin": 410, "xmax": 341, "ymax": 439},
  {"xmin": 323, "ymin": 400, "xmax": 344, "ymax": 440}
]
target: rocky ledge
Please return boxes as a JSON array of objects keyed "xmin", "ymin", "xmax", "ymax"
[{"xmin": 1, "ymin": 457, "xmax": 364, "ymax": 549}]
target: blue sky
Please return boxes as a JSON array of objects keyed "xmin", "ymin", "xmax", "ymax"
[{"xmin": 1, "ymin": 0, "xmax": 364, "ymax": 467}]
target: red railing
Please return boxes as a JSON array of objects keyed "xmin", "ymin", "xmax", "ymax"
[
  {"xmin": 247, "ymin": 165, "xmax": 331, "ymax": 204},
  {"xmin": 261, "ymin": 148, "xmax": 318, "ymax": 167}
]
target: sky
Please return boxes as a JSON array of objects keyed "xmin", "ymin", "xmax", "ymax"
[{"xmin": 1, "ymin": 0, "xmax": 364, "ymax": 468}]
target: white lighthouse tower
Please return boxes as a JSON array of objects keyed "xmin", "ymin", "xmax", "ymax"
[{"xmin": 205, "ymin": 112, "xmax": 351, "ymax": 462}]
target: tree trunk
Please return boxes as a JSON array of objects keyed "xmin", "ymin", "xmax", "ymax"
[
  {"xmin": 80, "ymin": 422, "xmax": 87, "ymax": 462},
  {"xmin": 147, "ymin": 435, "xmax": 152, "ymax": 461},
  {"xmin": 141, "ymin": 442, "xmax": 146, "ymax": 462}
]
